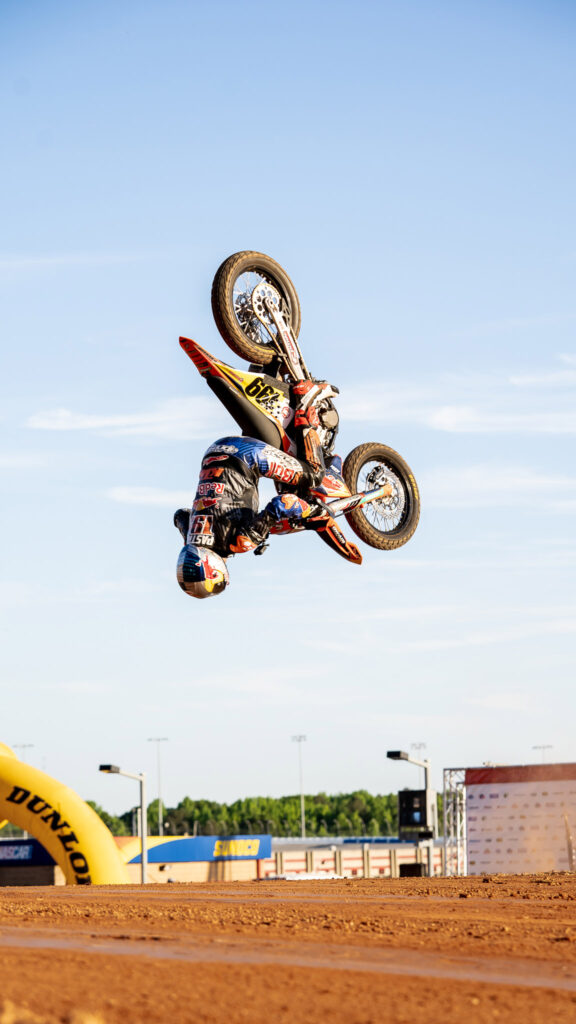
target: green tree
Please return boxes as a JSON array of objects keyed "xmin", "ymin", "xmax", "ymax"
[
  {"xmin": 104, "ymin": 790, "xmax": 405, "ymax": 838},
  {"xmin": 86, "ymin": 800, "xmax": 129, "ymax": 836}
]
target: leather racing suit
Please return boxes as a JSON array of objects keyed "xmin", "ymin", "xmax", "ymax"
[
  {"xmin": 175, "ymin": 379, "xmax": 328, "ymax": 556},
  {"xmin": 174, "ymin": 380, "xmax": 362, "ymax": 565},
  {"xmin": 181, "ymin": 436, "xmax": 319, "ymax": 555}
]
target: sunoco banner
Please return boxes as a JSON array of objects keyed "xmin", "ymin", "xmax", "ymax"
[{"xmin": 126, "ymin": 834, "xmax": 272, "ymax": 864}]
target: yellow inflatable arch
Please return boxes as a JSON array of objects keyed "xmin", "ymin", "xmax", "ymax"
[{"xmin": 0, "ymin": 743, "xmax": 129, "ymax": 884}]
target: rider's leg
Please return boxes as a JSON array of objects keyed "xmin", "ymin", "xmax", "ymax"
[
  {"xmin": 227, "ymin": 494, "xmax": 312, "ymax": 553},
  {"xmin": 174, "ymin": 508, "xmax": 190, "ymax": 541},
  {"xmin": 290, "ymin": 380, "xmax": 331, "ymax": 486},
  {"xmin": 227, "ymin": 514, "xmax": 271, "ymax": 554},
  {"xmin": 264, "ymin": 493, "xmax": 312, "ymax": 522}
]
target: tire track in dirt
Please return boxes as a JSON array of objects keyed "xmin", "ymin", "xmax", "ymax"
[{"xmin": 1, "ymin": 925, "xmax": 576, "ymax": 992}]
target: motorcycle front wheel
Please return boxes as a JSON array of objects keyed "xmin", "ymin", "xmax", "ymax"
[
  {"xmin": 342, "ymin": 443, "xmax": 420, "ymax": 550},
  {"xmin": 211, "ymin": 251, "xmax": 301, "ymax": 366}
]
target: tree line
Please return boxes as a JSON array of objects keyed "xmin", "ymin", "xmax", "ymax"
[{"xmin": 86, "ymin": 790, "xmax": 402, "ymax": 837}]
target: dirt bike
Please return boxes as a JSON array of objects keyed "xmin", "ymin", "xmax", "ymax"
[{"xmin": 180, "ymin": 251, "xmax": 420, "ymax": 562}]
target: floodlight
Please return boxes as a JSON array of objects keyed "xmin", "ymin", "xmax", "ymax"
[{"xmin": 98, "ymin": 763, "xmax": 147, "ymax": 883}]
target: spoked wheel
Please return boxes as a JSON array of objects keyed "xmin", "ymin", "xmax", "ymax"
[
  {"xmin": 342, "ymin": 443, "xmax": 420, "ymax": 550},
  {"xmin": 211, "ymin": 251, "xmax": 301, "ymax": 366}
]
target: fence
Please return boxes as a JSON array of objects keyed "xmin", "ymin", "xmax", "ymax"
[{"xmin": 258, "ymin": 841, "xmax": 445, "ymax": 879}]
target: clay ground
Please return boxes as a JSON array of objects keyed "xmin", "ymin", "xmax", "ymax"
[{"xmin": 1, "ymin": 875, "xmax": 576, "ymax": 1024}]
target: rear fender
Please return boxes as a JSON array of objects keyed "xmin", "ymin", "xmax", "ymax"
[
  {"xmin": 308, "ymin": 514, "xmax": 362, "ymax": 564},
  {"xmin": 180, "ymin": 337, "xmax": 296, "ymax": 454},
  {"xmin": 180, "ymin": 337, "xmax": 231, "ymax": 379},
  {"xmin": 207, "ymin": 377, "xmax": 284, "ymax": 450}
]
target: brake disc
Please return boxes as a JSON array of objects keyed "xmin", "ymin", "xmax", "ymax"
[
  {"xmin": 251, "ymin": 281, "xmax": 283, "ymax": 336},
  {"xmin": 367, "ymin": 464, "xmax": 405, "ymax": 520}
]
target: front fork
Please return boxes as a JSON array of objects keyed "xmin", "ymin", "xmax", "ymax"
[
  {"xmin": 250, "ymin": 280, "xmax": 309, "ymax": 381},
  {"xmin": 325, "ymin": 484, "xmax": 393, "ymax": 517}
]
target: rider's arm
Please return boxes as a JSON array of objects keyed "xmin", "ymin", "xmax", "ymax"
[{"xmin": 293, "ymin": 405, "xmax": 325, "ymax": 487}]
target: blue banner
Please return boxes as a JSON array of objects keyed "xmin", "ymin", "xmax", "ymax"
[
  {"xmin": 0, "ymin": 838, "xmax": 55, "ymax": 865},
  {"xmin": 128, "ymin": 834, "xmax": 272, "ymax": 864}
]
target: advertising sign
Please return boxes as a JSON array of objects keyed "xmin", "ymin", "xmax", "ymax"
[
  {"xmin": 0, "ymin": 838, "xmax": 55, "ymax": 865},
  {"xmin": 465, "ymin": 763, "xmax": 576, "ymax": 874},
  {"xmin": 126, "ymin": 834, "xmax": 272, "ymax": 864}
]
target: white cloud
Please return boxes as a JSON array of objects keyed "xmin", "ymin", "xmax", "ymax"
[
  {"xmin": 351, "ymin": 604, "xmax": 466, "ymax": 623},
  {"xmin": 0, "ymin": 577, "xmax": 161, "ymax": 611},
  {"xmin": 77, "ymin": 579, "xmax": 161, "ymax": 598},
  {"xmin": 449, "ymin": 314, "xmax": 576, "ymax": 337},
  {"xmin": 42, "ymin": 680, "xmax": 118, "ymax": 695},
  {"xmin": 28, "ymin": 397, "xmax": 221, "ymax": 440},
  {"xmin": 427, "ymin": 406, "xmax": 576, "ymax": 433},
  {"xmin": 386, "ymin": 614, "xmax": 576, "ymax": 654},
  {"xmin": 0, "ymin": 582, "xmax": 40, "ymax": 610},
  {"xmin": 468, "ymin": 692, "xmax": 536, "ymax": 713},
  {"xmin": 108, "ymin": 486, "xmax": 191, "ymax": 507},
  {"xmin": 340, "ymin": 353, "xmax": 576, "ymax": 434},
  {"xmin": 25, "ymin": 353, "xmax": 576, "ymax": 441},
  {"xmin": 113, "ymin": 458, "xmax": 576, "ymax": 519},
  {"xmin": 337, "ymin": 385, "xmax": 432, "ymax": 426},
  {"xmin": 0, "ymin": 250, "xmax": 157, "ymax": 270},
  {"xmin": 509, "ymin": 370, "xmax": 576, "ymax": 388},
  {"xmin": 422, "ymin": 464, "xmax": 576, "ymax": 511},
  {"xmin": 342, "ymin": 600, "xmax": 576, "ymax": 649},
  {"xmin": 0, "ymin": 452, "xmax": 52, "ymax": 468}
]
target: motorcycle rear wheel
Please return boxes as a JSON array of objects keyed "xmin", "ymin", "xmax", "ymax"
[
  {"xmin": 342, "ymin": 443, "xmax": 420, "ymax": 550},
  {"xmin": 211, "ymin": 251, "xmax": 301, "ymax": 366}
]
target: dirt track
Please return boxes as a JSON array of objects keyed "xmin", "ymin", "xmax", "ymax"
[{"xmin": 1, "ymin": 874, "xmax": 576, "ymax": 1023}]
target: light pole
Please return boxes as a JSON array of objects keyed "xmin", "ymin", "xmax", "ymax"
[
  {"xmin": 99, "ymin": 764, "xmax": 148, "ymax": 884},
  {"xmin": 532, "ymin": 745, "xmax": 553, "ymax": 763},
  {"xmin": 148, "ymin": 737, "xmax": 168, "ymax": 836},
  {"xmin": 10, "ymin": 745, "xmax": 35, "ymax": 838},
  {"xmin": 387, "ymin": 749, "xmax": 435, "ymax": 877},
  {"xmin": 292, "ymin": 735, "xmax": 307, "ymax": 838},
  {"xmin": 12, "ymin": 744, "xmax": 34, "ymax": 761},
  {"xmin": 388, "ymin": 749, "xmax": 431, "ymax": 791},
  {"xmin": 411, "ymin": 743, "xmax": 427, "ymax": 787}
]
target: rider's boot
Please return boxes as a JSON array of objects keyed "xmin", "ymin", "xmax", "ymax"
[
  {"xmin": 174, "ymin": 508, "xmax": 191, "ymax": 542},
  {"xmin": 229, "ymin": 494, "xmax": 313, "ymax": 554},
  {"xmin": 309, "ymin": 453, "xmax": 349, "ymax": 500},
  {"xmin": 265, "ymin": 493, "xmax": 312, "ymax": 522},
  {"xmin": 227, "ymin": 507, "xmax": 278, "ymax": 554}
]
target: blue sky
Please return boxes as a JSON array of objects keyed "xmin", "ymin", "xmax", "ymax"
[{"xmin": 1, "ymin": 0, "xmax": 575, "ymax": 816}]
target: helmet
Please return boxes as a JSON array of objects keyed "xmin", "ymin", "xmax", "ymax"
[{"xmin": 176, "ymin": 544, "xmax": 229, "ymax": 599}]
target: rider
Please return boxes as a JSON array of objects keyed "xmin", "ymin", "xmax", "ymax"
[{"xmin": 174, "ymin": 380, "xmax": 361, "ymax": 598}]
